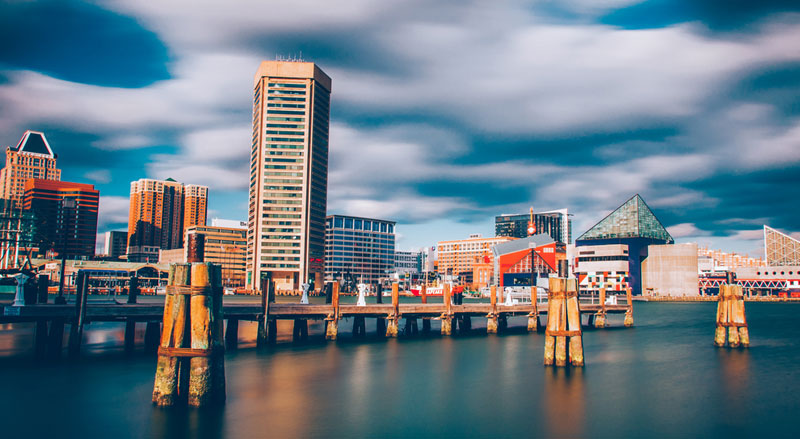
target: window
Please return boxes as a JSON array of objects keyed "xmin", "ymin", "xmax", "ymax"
[
  {"xmin": 388, "ymin": 224, "xmax": 394, "ymax": 234},
  {"xmin": 381, "ymin": 223, "xmax": 387, "ymax": 232},
  {"xmin": 354, "ymin": 219, "xmax": 362, "ymax": 229},
  {"xmin": 345, "ymin": 218, "xmax": 353, "ymax": 229}
]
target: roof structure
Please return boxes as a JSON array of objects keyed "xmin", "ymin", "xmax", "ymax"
[
  {"xmin": 577, "ymin": 194, "xmax": 674, "ymax": 243},
  {"xmin": 764, "ymin": 225, "xmax": 800, "ymax": 266},
  {"xmin": 14, "ymin": 130, "xmax": 55, "ymax": 157},
  {"xmin": 493, "ymin": 233, "xmax": 555, "ymax": 256}
]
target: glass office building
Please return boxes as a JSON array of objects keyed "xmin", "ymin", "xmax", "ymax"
[{"xmin": 325, "ymin": 215, "xmax": 395, "ymax": 285}]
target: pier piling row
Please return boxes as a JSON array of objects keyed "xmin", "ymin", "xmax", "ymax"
[{"xmin": 714, "ymin": 284, "xmax": 749, "ymax": 348}]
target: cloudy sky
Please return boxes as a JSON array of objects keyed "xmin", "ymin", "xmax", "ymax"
[{"xmin": 1, "ymin": 0, "xmax": 799, "ymax": 257}]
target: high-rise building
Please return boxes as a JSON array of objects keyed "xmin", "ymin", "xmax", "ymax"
[
  {"xmin": 104, "ymin": 230, "xmax": 128, "ymax": 259},
  {"xmin": 23, "ymin": 179, "xmax": 99, "ymax": 259},
  {"xmin": 496, "ymin": 208, "xmax": 571, "ymax": 244},
  {"xmin": 324, "ymin": 215, "xmax": 395, "ymax": 286},
  {"xmin": 127, "ymin": 178, "xmax": 208, "ymax": 262},
  {"xmin": 0, "ymin": 130, "xmax": 61, "ymax": 208},
  {"xmin": 248, "ymin": 61, "xmax": 331, "ymax": 290},
  {"xmin": 183, "ymin": 184, "xmax": 208, "ymax": 229}
]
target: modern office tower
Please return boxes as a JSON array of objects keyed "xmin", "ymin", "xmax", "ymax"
[
  {"xmin": 183, "ymin": 184, "xmax": 208, "ymax": 229},
  {"xmin": 248, "ymin": 61, "xmax": 331, "ymax": 290},
  {"xmin": 127, "ymin": 178, "xmax": 208, "ymax": 262},
  {"xmin": 0, "ymin": 130, "xmax": 62, "ymax": 208},
  {"xmin": 394, "ymin": 251, "xmax": 419, "ymax": 278},
  {"xmin": 324, "ymin": 215, "xmax": 395, "ymax": 285},
  {"xmin": 104, "ymin": 230, "xmax": 128, "ymax": 259},
  {"xmin": 186, "ymin": 225, "xmax": 247, "ymax": 288},
  {"xmin": 23, "ymin": 179, "xmax": 99, "ymax": 259},
  {"xmin": 495, "ymin": 208, "xmax": 571, "ymax": 244}
]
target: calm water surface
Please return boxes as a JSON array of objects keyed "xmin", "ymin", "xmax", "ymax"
[{"xmin": 1, "ymin": 302, "xmax": 799, "ymax": 438}]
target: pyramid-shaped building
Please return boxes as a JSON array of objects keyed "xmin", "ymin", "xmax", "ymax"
[
  {"xmin": 764, "ymin": 225, "xmax": 800, "ymax": 266},
  {"xmin": 575, "ymin": 194, "xmax": 674, "ymax": 296}
]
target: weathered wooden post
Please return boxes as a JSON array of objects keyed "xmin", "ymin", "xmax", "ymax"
[
  {"xmin": 225, "ymin": 319, "xmax": 239, "ymax": 350},
  {"xmin": 124, "ymin": 273, "xmax": 139, "ymax": 353},
  {"xmin": 326, "ymin": 282, "xmax": 339, "ymax": 340},
  {"xmin": 487, "ymin": 285, "xmax": 498, "ymax": 334},
  {"xmin": 441, "ymin": 283, "xmax": 453, "ymax": 335},
  {"xmin": 527, "ymin": 282, "xmax": 540, "ymax": 332},
  {"xmin": 544, "ymin": 277, "xmax": 582, "ymax": 367},
  {"xmin": 144, "ymin": 321, "xmax": 161, "ymax": 354},
  {"xmin": 386, "ymin": 283, "xmax": 400, "ymax": 337},
  {"xmin": 421, "ymin": 284, "xmax": 431, "ymax": 333},
  {"xmin": 623, "ymin": 287, "xmax": 634, "ymax": 327},
  {"xmin": 594, "ymin": 287, "xmax": 607, "ymax": 328},
  {"xmin": 153, "ymin": 263, "xmax": 225, "ymax": 407},
  {"xmin": 714, "ymin": 283, "xmax": 749, "ymax": 348},
  {"xmin": 34, "ymin": 275, "xmax": 49, "ymax": 359},
  {"xmin": 67, "ymin": 271, "xmax": 88, "ymax": 357},
  {"xmin": 256, "ymin": 273, "xmax": 272, "ymax": 347},
  {"xmin": 153, "ymin": 264, "xmax": 190, "ymax": 406},
  {"xmin": 187, "ymin": 262, "xmax": 225, "ymax": 406},
  {"xmin": 376, "ymin": 283, "xmax": 386, "ymax": 335},
  {"xmin": 565, "ymin": 280, "xmax": 584, "ymax": 366}
]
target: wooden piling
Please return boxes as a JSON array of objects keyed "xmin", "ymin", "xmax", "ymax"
[
  {"xmin": 623, "ymin": 287, "xmax": 634, "ymax": 327},
  {"xmin": 34, "ymin": 275, "xmax": 49, "ymax": 359},
  {"xmin": 67, "ymin": 271, "xmax": 88, "ymax": 357},
  {"xmin": 352, "ymin": 317, "xmax": 366, "ymax": 338},
  {"xmin": 225, "ymin": 319, "xmax": 239, "ymax": 350},
  {"xmin": 325, "ymin": 282, "xmax": 339, "ymax": 340},
  {"xmin": 144, "ymin": 321, "xmax": 161, "ymax": 354},
  {"xmin": 545, "ymin": 277, "xmax": 580, "ymax": 367},
  {"xmin": 487, "ymin": 285, "xmax": 498, "ymax": 334},
  {"xmin": 420, "ymin": 284, "xmax": 431, "ymax": 333},
  {"xmin": 527, "ymin": 282, "xmax": 540, "ymax": 332},
  {"xmin": 386, "ymin": 283, "xmax": 399, "ymax": 337},
  {"xmin": 405, "ymin": 318, "xmax": 419, "ymax": 336},
  {"xmin": 187, "ymin": 263, "xmax": 225, "ymax": 406},
  {"xmin": 441, "ymin": 283, "xmax": 452, "ymax": 336},
  {"xmin": 293, "ymin": 319, "xmax": 309, "ymax": 341},
  {"xmin": 153, "ymin": 264, "xmax": 190, "ymax": 406},
  {"xmin": 595, "ymin": 287, "xmax": 607, "ymax": 328},
  {"xmin": 256, "ymin": 274, "xmax": 272, "ymax": 347},
  {"xmin": 715, "ymin": 284, "xmax": 749, "ymax": 348}
]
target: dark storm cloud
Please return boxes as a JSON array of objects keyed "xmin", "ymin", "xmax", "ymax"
[
  {"xmin": 600, "ymin": 0, "xmax": 800, "ymax": 32},
  {"xmin": 730, "ymin": 62, "xmax": 800, "ymax": 119},
  {"xmin": 675, "ymin": 165, "xmax": 800, "ymax": 235},
  {"xmin": 0, "ymin": 0, "xmax": 170, "ymax": 88}
]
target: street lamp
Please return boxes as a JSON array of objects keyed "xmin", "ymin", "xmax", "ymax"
[{"xmin": 55, "ymin": 198, "xmax": 76, "ymax": 304}]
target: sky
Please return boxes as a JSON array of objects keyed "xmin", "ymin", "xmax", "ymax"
[{"xmin": 1, "ymin": 0, "xmax": 799, "ymax": 258}]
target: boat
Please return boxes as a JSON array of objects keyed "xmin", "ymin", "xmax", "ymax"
[{"xmin": 410, "ymin": 284, "xmax": 464, "ymax": 296}]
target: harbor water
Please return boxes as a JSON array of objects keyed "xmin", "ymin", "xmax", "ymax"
[{"xmin": 1, "ymin": 302, "xmax": 799, "ymax": 438}]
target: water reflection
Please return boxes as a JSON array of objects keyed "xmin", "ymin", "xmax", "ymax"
[
  {"xmin": 542, "ymin": 367, "xmax": 586, "ymax": 438},
  {"xmin": 150, "ymin": 405, "xmax": 225, "ymax": 439},
  {"xmin": 717, "ymin": 348, "xmax": 751, "ymax": 415}
]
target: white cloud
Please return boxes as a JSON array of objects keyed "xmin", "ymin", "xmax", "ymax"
[
  {"xmin": 84, "ymin": 169, "xmax": 112, "ymax": 184},
  {"xmin": 668, "ymin": 223, "xmax": 709, "ymax": 238},
  {"xmin": 98, "ymin": 196, "xmax": 130, "ymax": 229}
]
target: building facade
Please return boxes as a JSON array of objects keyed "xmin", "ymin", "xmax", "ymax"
[
  {"xmin": 324, "ymin": 215, "xmax": 395, "ymax": 286},
  {"xmin": 575, "ymin": 194, "xmax": 674, "ymax": 296},
  {"xmin": 496, "ymin": 208, "xmax": 571, "ymax": 244},
  {"xmin": 127, "ymin": 178, "xmax": 208, "ymax": 261},
  {"xmin": 248, "ymin": 61, "xmax": 331, "ymax": 290},
  {"xmin": 437, "ymin": 234, "xmax": 514, "ymax": 284},
  {"xmin": 23, "ymin": 179, "xmax": 99, "ymax": 259},
  {"xmin": 1, "ymin": 131, "xmax": 61, "ymax": 208},
  {"xmin": 764, "ymin": 225, "xmax": 800, "ymax": 266},
  {"xmin": 104, "ymin": 231, "xmax": 128, "ymax": 259},
  {"xmin": 573, "ymin": 243, "xmax": 630, "ymax": 295},
  {"xmin": 187, "ymin": 225, "xmax": 247, "ymax": 288},
  {"xmin": 394, "ymin": 250, "xmax": 419, "ymax": 278},
  {"xmin": 642, "ymin": 243, "xmax": 699, "ymax": 297},
  {"xmin": 493, "ymin": 234, "xmax": 561, "ymax": 289}
]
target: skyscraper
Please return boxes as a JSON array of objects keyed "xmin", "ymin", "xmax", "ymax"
[
  {"xmin": 0, "ymin": 130, "xmax": 61, "ymax": 208},
  {"xmin": 324, "ymin": 215, "xmax": 395, "ymax": 285},
  {"xmin": 23, "ymin": 179, "xmax": 99, "ymax": 259},
  {"xmin": 127, "ymin": 178, "xmax": 208, "ymax": 262},
  {"xmin": 248, "ymin": 61, "xmax": 331, "ymax": 290}
]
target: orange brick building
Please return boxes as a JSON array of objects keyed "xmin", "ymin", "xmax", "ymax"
[
  {"xmin": 0, "ymin": 131, "xmax": 61, "ymax": 208},
  {"xmin": 127, "ymin": 178, "xmax": 208, "ymax": 261},
  {"xmin": 436, "ymin": 234, "xmax": 515, "ymax": 288}
]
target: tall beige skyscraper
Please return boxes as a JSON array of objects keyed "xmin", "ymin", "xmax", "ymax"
[{"xmin": 247, "ymin": 61, "xmax": 331, "ymax": 291}]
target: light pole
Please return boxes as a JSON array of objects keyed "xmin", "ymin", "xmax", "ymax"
[{"xmin": 55, "ymin": 198, "xmax": 76, "ymax": 304}]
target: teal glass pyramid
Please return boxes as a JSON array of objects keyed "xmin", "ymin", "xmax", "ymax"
[{"xmin": 578, "ymin": 194, "xmax": 674, "ymax": 243}]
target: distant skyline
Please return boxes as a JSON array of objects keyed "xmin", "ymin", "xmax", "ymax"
[{"xmin": 2, "ymin": 1, "xmax": 800, "ymax": 258}]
